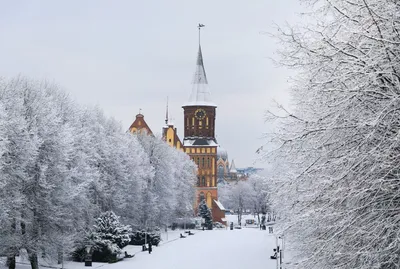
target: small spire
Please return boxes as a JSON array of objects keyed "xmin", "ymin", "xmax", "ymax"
[
  {"xmin": 165, "ymin": 97, "xmax": 169, "ymax": 125},
  {"xmin": 230, "ymin": 159, "xmax": 237, "ymax": 173}
]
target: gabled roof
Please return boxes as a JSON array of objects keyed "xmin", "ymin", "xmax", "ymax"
[
  {"xmin": 183, "ymin": 45, "xmax": 216, "ymax": 107},
  {"xmin": 214, "ymin": 200, "xmax": 226, "ymax": 211}
]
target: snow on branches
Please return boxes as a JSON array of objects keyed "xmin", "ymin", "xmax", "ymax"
[
  {"xmin": 0, "ymin": 76, "xmax": 197, "ymax": 268},
  {"xmin": 263, "ymin": 1, "xmax": 400, "ymax": 269}
]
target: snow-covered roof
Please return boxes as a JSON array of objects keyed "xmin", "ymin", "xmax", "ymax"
[
  {"xmin": 214, "ymin": 200, "xmax": 226, "ymax": 211},
  {"xmin": 217, "ymin": 146, "xmax": 228, "ymax": 161},
  {"xmin": 183, "ymin": 45, "xmax": 217, "ymax": 108},
  {"xmin": 183, "ymin": 138, "xmax": 218, "ymax": 147}
]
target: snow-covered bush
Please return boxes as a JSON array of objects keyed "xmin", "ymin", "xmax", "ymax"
[{"xmin": 129, "ymin": 230, "xmax": 161, "ymax": 246}]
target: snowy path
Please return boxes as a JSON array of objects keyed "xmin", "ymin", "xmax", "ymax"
[
  {"xmin": 1, "ymin": 228, "xmax": 278, "ymax": 269},
  {"xmin": 112, "ymin": 228, "xmax": 277, "ymax": 269}
]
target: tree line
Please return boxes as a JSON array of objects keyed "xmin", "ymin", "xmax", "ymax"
[{"xmin": 0, "ymin": 76, "xmax": 197, "ymax": 269}]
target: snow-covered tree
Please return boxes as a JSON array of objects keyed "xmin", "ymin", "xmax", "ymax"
[
  {"xmin": 90, "ymin": 211, "xmax": 131, "ymax": 255},
  {"xmin": 246, "ymin": 175, "xmax": 270, "ymax": 224},
  {"xmin": 136, "ymin": 133, "xmax": 196, "ymax": 230},
  {"xmin": 262, "ymin": 1, "xmax": 400, "ymax": 268},
  {"xmin": 0, "ymin": 75, "xmax": 197, "ymax": 268},
  {"xmin": 197, "ymin": 199, "xmax": 212, "ymax": 229}
]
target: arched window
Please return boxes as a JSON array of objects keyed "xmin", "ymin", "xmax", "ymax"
[
  {"xmin": 207, "ymin": 157, "xmax": 210, "ymax": 168},
  {"xmin": 202, "ymin": 157, "xmax": 205, "ymax": 167},
  {"xmin": 202, "ymin": 176, "xmax": 206, "ymax": 186},
  {"xmin": 206, "ymin": 192, "xmax": 212, "ymax": 208}
]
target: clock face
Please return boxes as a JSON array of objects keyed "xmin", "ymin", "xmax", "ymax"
[{"xmin": 195, "ymin": 108, "xmax": 206, "ymax": 120}]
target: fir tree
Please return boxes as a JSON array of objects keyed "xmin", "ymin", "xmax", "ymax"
[
  {"xmin": 90, "ymin": 211, "xmax": 131, "ymax": 261},
  {"xmin": 197, "ymin": 199, "xmax": 212, "ymax": 230}
]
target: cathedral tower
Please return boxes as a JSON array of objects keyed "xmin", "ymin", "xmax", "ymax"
[{"xmin": 182, "ymin": 26, "xmax": 225, "ymax": 224}]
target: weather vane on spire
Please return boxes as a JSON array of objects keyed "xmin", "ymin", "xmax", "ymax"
[{"xmin": 198, "ymin": 23, "xmax": 205, "ymax": 46}]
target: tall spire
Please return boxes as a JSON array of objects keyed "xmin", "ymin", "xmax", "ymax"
[{"xmin": 183, "ymin": 24, "xmax": 216, "ymax": 107}]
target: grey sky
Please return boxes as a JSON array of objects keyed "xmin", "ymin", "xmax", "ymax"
[{"xmin": 0, "ymin": 0, "xmax": 301, "ymax": 168}]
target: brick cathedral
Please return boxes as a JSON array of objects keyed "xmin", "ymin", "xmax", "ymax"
[{"xmin": 129, "ymin": 37, "xmax": 226, "ymax": 224}]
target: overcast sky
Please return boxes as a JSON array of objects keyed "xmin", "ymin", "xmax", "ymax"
[{"xmin": 0, "ymin": 0, "xmax": 303, "ymax": 168}]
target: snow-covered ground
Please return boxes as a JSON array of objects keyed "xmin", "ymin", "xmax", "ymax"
[{"xmin": 1, "ymin": 228, "xmax": 279, "ymax": 269}]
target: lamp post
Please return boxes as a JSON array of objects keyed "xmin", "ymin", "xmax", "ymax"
[
  {"xmin": 84, "ymin": 245, "xmax": 92, "ymax": 267},
  {"xmin": 278, "ymin": 234, "xmax": 284, "ymax": 268}
]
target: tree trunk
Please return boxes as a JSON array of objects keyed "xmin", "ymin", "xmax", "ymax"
[
  {"xmin": 7, "ymin": 218, "xmax": 17, "ymax": 269},
  {"xmin": 57, "ymin": 246, "xmax": 63, "ymax": 265},
  {"xmin": 28, "ymin": 251, "xmax": 38, "ymax": 269},
  {"xmin": 6, "ymin": 255, "xmax": 16, "ymax": 269}
]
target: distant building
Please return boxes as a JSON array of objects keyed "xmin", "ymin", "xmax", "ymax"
[{"xmin": 128, "ymin": 113, "xmax": 153, "ymax": 135}]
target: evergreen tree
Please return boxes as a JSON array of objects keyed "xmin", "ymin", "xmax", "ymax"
[
  {"xmin": 197, "ymin": 199, "xmax": 212, "ymax": 230},
  {"xmin": 92, "ymin": 211, "xmax": 131, "ymax": 249},
  {"xmin": 89, "ymin": 211, "xmax": 131, "ymax": 261}
]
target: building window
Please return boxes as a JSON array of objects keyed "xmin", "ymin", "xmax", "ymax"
[
  {"xmin": 202, "ymin": 157, "xmax": 205, "ymax": 167},
  {"xmin": 199, "ymin": 120, "xmax": 202, "ymax": 126},
  {"xmin": 208, "ymin": 157, "xmax": 210, "ymax": 167},
  {"xmin": 168, "ymin": 139, "xmax": 172, "ymax": 142},
  {"xmin": 202, "ymin": 176, "xmax": 206, "ymax": 186},
  {"xmin": 197, "ymin": 177, "xmax": 200, "ymax": 186},
  {"xmin": 192, "ymin": 117, "xmax": 195, "ymax": 126},
  {"xmin": 206, "ymin": 117, "xmax": 209, "ymax": 126},
  {"xmin": 206, "ymin": 192, "xmax": 212, "ymax": 208}
]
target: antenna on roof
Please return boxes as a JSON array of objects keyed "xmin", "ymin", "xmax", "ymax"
[{"xmin": 139, "ymin": 108, "xmax": 142, "ymax": 114}]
